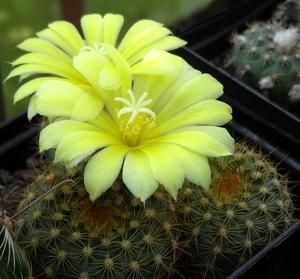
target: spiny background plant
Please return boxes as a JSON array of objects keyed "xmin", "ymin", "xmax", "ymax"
[
  {"xmin": 177, "ymin": 141, "xmax": 296, "ymax": 279},
  {"xmin": 0, "ymin": 216, "xmax": 32, "ymax": 279},
  {"xmin": 13, "ymin": 141, "xmax": 296, "ymax": 279},
  {"xmin": 1, "ymin": 192, "xmax": 32, "ymax": 279},
  {"xmin": 272, "ymin": 0, "xmax": 300, "ymax": 24},
  {"xmin": 228, "ymin": 21, "xmax": 300, "ymax": 111}
]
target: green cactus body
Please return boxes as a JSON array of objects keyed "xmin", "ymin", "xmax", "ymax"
[
  {"xmin": 229, "ymin": 22, "xmax": 300, "ymax": 109},
  {"xmin": 14, "ymin": 143, "xmax": 296, "ymax": 279},
  {"xmin": 178, "ymin": 142, "xmax": 295, "ymax": 279},
  {"xmin": 0, "ymin": 220, "xmax": 32, "ymax": 279},
  {"xmin": 15, "ymin": 163, "xmax": 179, "ymax": 279}
]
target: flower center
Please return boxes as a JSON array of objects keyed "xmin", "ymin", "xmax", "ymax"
[
  {"xmin": 114, "ymin": 89, "xmax": 156, "ymax": 147},
  {"xmin": 118, "ymin": 113, "xmax": 156, "ymax": 147}
]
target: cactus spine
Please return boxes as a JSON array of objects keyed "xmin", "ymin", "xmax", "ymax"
[{"xmin": 14, "ymin": 142, "xmax": 296, "ymax": 278}]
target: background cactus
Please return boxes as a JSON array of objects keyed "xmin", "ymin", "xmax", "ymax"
[
  {"xmin": 0, "ymin": 225, "xmax": 32, "ymax": 279},
  {"xmin": 228, "ymin": 21, "xmax": 300, "ymax": 111},
  {"xmin": 13, "ymin": 141, "xmax": 296, "ymax": 279},
  {"xmin": 177, "ymin": 141, "xmax": 295, "ymax": 279},
  {"xmin": 1, "ymin": 197, "xmax": 33, "ymax": 279},
  {"xmin": 272, "ymin": 0, "xmax": 300, "ymax": 24}
]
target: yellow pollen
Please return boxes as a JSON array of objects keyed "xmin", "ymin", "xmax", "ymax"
[{"xmin": 119, "ymin": 113, "xmax": 156, "ymax": 147}]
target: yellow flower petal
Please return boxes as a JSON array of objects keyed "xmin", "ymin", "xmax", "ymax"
[
  {"xmin": 17, "ymin": 38, "xmax": 72, "ymax": 64},
  {"xmin": 118, "ymin": 19, "xmax": 186, "ymax": 65},
  {"xmin": 81, "ymin": 14, "xmax": 124, "ymax": 46},
  {"xmin": 102, "ymin": 13, "xmax": 124, "ymax": 45},
  {"xmin": 72, "ymin": 88, "xmax": 104, "ymax": 121},
  {"xmin": 125, "ymin": 36, "xmax": 187, "ymax": 67},
  {"xmin": 131, "ymin": 56, "xmax": 184, "ymax": 103},
  {"xmin": 101, "ymin": 44, "xmax": 132, "ymax": 94},
  {"xmin": 11, "ymin": 53, "xmax": 73, "ymax": 71},
  {"xmin": 73, "ymin": 49, "xmax": 131, "ymax": 116},
  {"xmin": 131, "ymin": 49, "xmax": 179, "ymax": 76},
  {"xmin": 151, "ymin": 127, "xmax": 234, "ymax": 157},
  {"xmin": 149, "ymin": 61, "xmax": 200, "ymax": 112},
  {"xmin": 80, "ymin": 14, "xmax": 104, "ymax": 45},
  {"xmin": 37, "ymin": 21, "xmax": 84, "ymax": 56},
  {"xmin": 14, "ymin": 77, "xmax": 60, "ymax": 103},
  {"xmin": 84, "ymin": 145, "xmax": 128, "ymax": 201},
  {"xmin": 73, "ymin": 52, "xmax": 107, "ymax": 90},
  {"xmin": 7, "ymin": 63, "xmax": 85, "ymax": 83},
  {"xmin": 36, "ymin": 81, "xmax": 103, "ymax": 121},
  {"xmin": 118, "ymin": 20, "xmax": 163, "ymax": 53},
  {"xmin": 87, "ymin": 112, "xmax": 119, "ymax": 136},
  {"xmin": 140, "ymin": 145, "xmax": 185, "ymax": 199},
  {"xmin": 153, "ymin": 143, "xmax": 211, "ymax": 189},
  {"xmin": 54, "ymin": 130, "xmax": 119, "ymax": 164},
  {"xmin": 147, "ymin": 36, "xmax": 187, "ymax": 53},
  {"xmin": 158, "ymin": 73, "xmax": 224, "ymax": 119},
  {"xmin": 99, "ymin": 63, "xmax": 121, "ymax": 90},
  {"xmin": 34, "ymin": 80, "xmax": 84, "ymax": 116},
  {"xmin": 123, "ymin": 150, "xmax": 158, "ymax": 202},
  {"xmin": 152, "ymin": 100, "xmax": 232, "ymax": 137},
  {"xmin": 39, "ymin": 120, "xmax": 101, "ymax": 152},
  {"xmin": 27, "ymin": 94, "xmax": 38, "ymax": 120}
]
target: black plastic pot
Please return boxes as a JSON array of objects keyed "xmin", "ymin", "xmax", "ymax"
[{"xmin": 0, "ymin": 110, "xmax": 40, "ymax": 170}]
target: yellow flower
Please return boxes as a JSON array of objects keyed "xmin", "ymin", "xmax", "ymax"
[
  {"xmin": 37, "ymin": 51, "xmax": 234, "ymax": 202},
  {"xmin": 6, "ymin": 13, "xmax": 186, "ymax": 119}
]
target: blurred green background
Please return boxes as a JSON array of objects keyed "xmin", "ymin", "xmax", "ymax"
[{"xmin": 0, "ymin": 0, "xmax": 239, "ymax": 121}]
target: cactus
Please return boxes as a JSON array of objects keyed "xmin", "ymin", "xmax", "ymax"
[
  {"xmin": 14, "ymin": 162, "xmax": 180, "ymax": 279},
  {"xmin": 177, "ymin": 142, "xmax": 295, "ymax": 279},
  {"xmin": 228, "ymin": 21, "xmax": 300, "ymax": 110},
  {"xmin": 13, "ymin": 141, "xmax": 296, "ymax": 279},
  {"xmin": 272, "ymin": 0, "xmax": 300, "ymax": 24}
]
